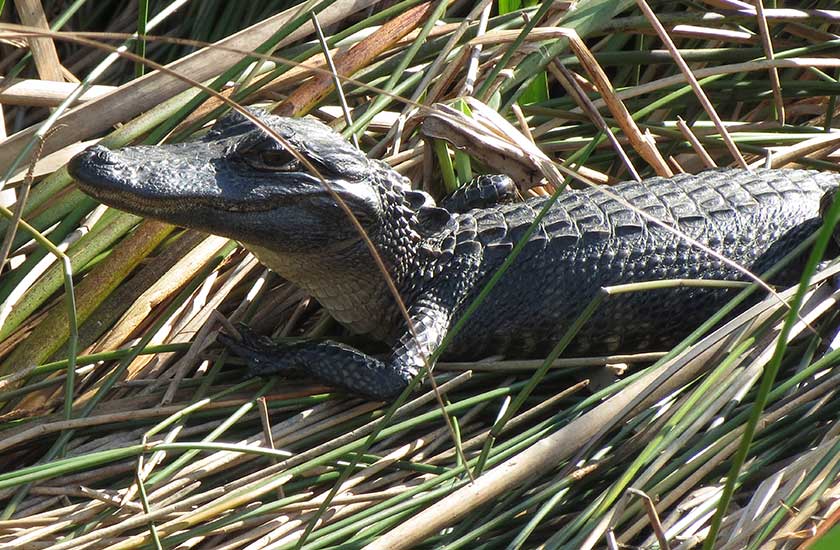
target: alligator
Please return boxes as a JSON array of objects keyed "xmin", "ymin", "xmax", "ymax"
[{"xmin": 68, "ymin": 109, "xmax": 840, "ymax": 400}]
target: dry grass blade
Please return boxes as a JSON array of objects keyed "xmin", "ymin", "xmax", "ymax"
[
  {"xmin": 12, "ymin": 0, "xmax": 64, "ymax": 83},
  {"xmin": 3, "ymin": 1, "xmax": 840, "ymax": 549},
  {"xmin": 676, "ymin": 115, "xmax": 716, "ymax": 168},
  {"xmin": 634, "ymin": 0, "xmax": 747, "ymax": 168},
  {"xmin": 274, "ymin": 1, "xmax": 433, "ymax": 117},
  {"xmin": 421, "ymin": 99, "xmax": 554, "ymax": 189},
  {"xmin": 0, "ymin": 0, "xmax": 381, "ymax": 168},
  {"xmin": 754, "ymin": 0, "xmax": 784, "ymax": 126},
  {"xmin": 560, "ymin": 26, "xmax": 672, "ymax": 177},
  {"xmin": 0, "ymin": 76, "xmax": 113, "ymax": 107},
  {"xmin": 549, "ymin": 60, "xmax": 642, "ymax": 180}
]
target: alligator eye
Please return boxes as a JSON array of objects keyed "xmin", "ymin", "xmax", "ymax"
[
  {"xmin": 259, "ymin": 150, "xmax": 296, "ymax": 167},
  {"xmin": 242, "ymin": 148, "xmax": 301, "ymax": 171}
]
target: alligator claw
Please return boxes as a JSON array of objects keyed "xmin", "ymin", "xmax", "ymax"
[{"xmin": 218, "ymin": 326, "xmax": 292, "ymax": 378}]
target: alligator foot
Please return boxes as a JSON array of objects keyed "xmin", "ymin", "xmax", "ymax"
[{"xmin": 218, "ymin": 326, "xmax": 412, "ymax": 400}]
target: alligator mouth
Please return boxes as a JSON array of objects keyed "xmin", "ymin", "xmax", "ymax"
[{"xmin": 68, "ymin": 144, "xmax": 360, "ymax": 216}]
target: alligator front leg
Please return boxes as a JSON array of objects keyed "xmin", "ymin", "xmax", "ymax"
[
  {"xmin": 220, "ymin": 302, "xmax": 452, "ymax": 401},
  {"xmin": 440, "ymin": 174, "xmax": 518, "ymax": 213}
]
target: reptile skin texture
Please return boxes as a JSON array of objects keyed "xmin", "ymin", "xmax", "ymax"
[
  {"xmin": 68, "ymin": 110, "xmax": 840, "ymax": 399},
  {"xmin": 443, "ymin": 168, "xmax": 835, "ymax": 359}
]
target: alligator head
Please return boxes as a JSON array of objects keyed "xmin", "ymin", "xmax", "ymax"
[
  {"xmin": 68, "ymin": 109, "xmax": 397, "ymax": 253},
  {"xmin": 68, "ymin": 109, "xmax": 454, "ymax": 337}
]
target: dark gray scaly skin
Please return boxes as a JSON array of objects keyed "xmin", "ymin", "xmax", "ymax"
[{"xmin": 68, "ymin": 109, "xmax": 840, "ymax": 400}]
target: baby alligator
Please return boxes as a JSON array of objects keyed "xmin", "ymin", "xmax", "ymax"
[{"xmin": 68, "ymin": 109, "xmax": 840, "ymax": 399}]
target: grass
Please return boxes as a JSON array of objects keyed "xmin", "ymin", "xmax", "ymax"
[{"xmin": 2, "ymin": 0, "xmax": 840, "ymax": 548}]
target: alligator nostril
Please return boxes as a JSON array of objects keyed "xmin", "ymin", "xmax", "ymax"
[{"xmin": 86, "ymin": 145, "xmax": 119, "ymax": 165}]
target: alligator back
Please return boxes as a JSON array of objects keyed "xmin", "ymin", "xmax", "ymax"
[{"xmin": 443, "ymin": 168, "xmax": 839, "ymax": 358}]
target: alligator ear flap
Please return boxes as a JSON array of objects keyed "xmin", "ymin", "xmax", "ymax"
[{"xmin": 417, "ymin": 206, "xmax": 455, "ymax": 238}]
